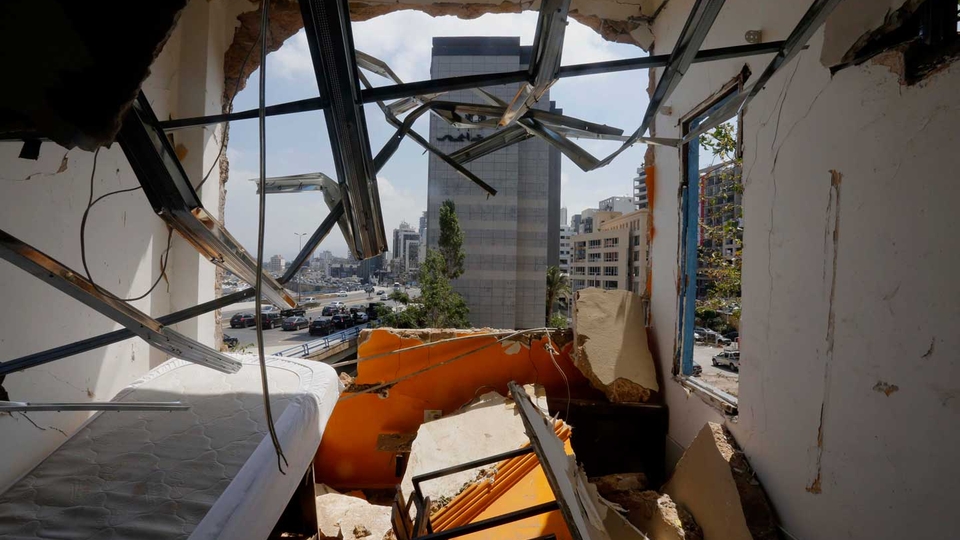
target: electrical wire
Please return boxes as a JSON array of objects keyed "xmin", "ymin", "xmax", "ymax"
[
  {"xmin": 543, "ymin": 334, "xmax": 571, "ymax": 420},
  {"xmin": 194, "ymin": 7, "xmax": 263, "ymax": 192},
  {"xmin": 252, "ymin": 0, "xmax": 288, "ymax": 475},
  {"xmin": 80, "ymin": 148, "xmax": 174, "ymax": 303}
]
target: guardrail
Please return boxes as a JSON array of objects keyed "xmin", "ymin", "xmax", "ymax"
[{"xmin": 275, "ymin": 323, "xmax": 370, "ymax": 359}]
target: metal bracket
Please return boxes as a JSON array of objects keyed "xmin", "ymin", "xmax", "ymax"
[
  {"xmin": 0, "ymin": 401, "xmax": 190, "ymax": 412},
  {"xmin": 0, "ymin": 229, "xmax": 241, "ymax": 374},
  {"xmin": 299, "ymin": 0, "xmax": 387, "ymax": 260},
  {"xmin": 116, "ymin": 93, "xmax": 294, "ymax": 309}
]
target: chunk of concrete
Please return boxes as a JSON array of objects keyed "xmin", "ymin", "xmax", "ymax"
[
  {"xmin": 663, "ymin": 423, "xmax": 778, "ymax": 540},
  {"xmin": 573, "ymin": 288, "xmax": 658, "ymax": 402},
  {"xmin": 399, "ymin": 386, "xmax": 549, "ymax": 503},
  {"xmin": 608, "ymin": 490, "xmax": 702, "ymax": 540},
  {"xmin": 315, "ymin": 485, "xmax": 392, "ymax": 540}
]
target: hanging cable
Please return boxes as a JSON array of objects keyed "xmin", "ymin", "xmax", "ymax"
[
  {"xmin": 252, "ymin": 0, "xmax": 288, "ymax": 475},
  {"xmin": 80, "ymin": 148, "xmax": 174, "ymax": 302}
]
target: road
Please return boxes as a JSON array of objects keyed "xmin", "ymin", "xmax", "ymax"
[
  {"xmin": 221, "ymin": 288, "xmax": 418, "ymax": 354},
  {"xmin": 693, "ymin": 344, "xmax": 739, "ymax": 397}
]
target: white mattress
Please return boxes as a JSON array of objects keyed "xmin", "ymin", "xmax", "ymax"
[{"xmin": 0, "ymin": 355, "xmax": 341, "ymax": 540}]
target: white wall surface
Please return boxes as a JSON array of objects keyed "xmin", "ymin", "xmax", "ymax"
[
  {"xmin": 647, "ymin": 0, "xmax": 960, "ymax": 538},
  {"xmin": 0, "ymin": 0, "xmax": 233, "ymax": 490}
]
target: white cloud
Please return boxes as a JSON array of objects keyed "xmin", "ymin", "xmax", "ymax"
[
  {"xmin": 377, "ymin": 175, "xmax": 424, "ymax": 234},
  {"xmin": 270, "ymin": 31, "xmax": 313, "ymax": 80}
]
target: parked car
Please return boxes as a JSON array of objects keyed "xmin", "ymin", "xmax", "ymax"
[
  {"xmin": 309, "ymin": 317, "xmax": 335, "ymax": 336},
  {"xmin": 321, "ymin": 305, "xmax": 341, "ymax": 316},
  {"xmin": 353, "ymin": 312, "xmax": 369, "ymax": 323},
  {"xmin": 261, "ymin": 305, "xmax": 280, "ymax": 313},
  {"xmin": 712, "ymin": 350, "xmax": 740, "ymax": 371},
  {"xmin": 336, "ymin": 291, "xmax": 348, "ymax": 297},
  {"xmin": 280, "ymin": 306, "xmax": 306, "ymax": 318},
  {"xmin": 281, "ymin": 316, "xmax": 309, "ymax": 331},
  {"xmin": 222, "ymin": 334, "xmax": 239, "ymax": 348},
  {"xmin": 259, "ymin": 312, "xmax": 283, "ymax": 329},
  {"xmin": 331, "ymin": 301, "xmax": 346, "ymax": 309},
  {"xmin": 331, "ymin": 314, "xmax": 354, "ymax": 329},
  {"xmin": 230, "ymin": 313, "xmax": 256, "ymax": 328},
  {"xmin": 366, "ymin": 302, "xmax": 384, "ymax": 320},
  {"xmin": 364, "ymin": 286, "xmax": 375, "ymax": 294},
  {"xmin": 723, "ymin": 330, "xmax": 739, "ymax": 341}
]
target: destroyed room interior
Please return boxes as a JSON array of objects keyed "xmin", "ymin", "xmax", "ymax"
[{"xmin": 0, "ymin": 0, "xmax": 957, "ymax": 539}]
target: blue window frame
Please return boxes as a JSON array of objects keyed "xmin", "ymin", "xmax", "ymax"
[{"xmin": 677, "ymin": 87, "xmax": 740, "ymax": 378}]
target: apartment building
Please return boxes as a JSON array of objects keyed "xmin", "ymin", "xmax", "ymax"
[
  {"xmin": 570, "ymin": 209, "xmax": 648, "ymax": 295},
  {"xmin": 558, "ymin": 224, "xmax": 573, "ymax": 274},
  {"xmin": 633, "ymin": 167, "xmax": 649, "ymax": 210}
]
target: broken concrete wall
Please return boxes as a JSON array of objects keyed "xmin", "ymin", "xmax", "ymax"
[
  {"xmin": 220, "ymin": 0, "xmax": 663, "ymax": 89},
  {"xmin": 573, "ymin": 288, "xmax": 658, "ymax": 402},
  {"xmin": 0, "ymin": 0, "xmax": 231, "ymax": 491},
  {"xmin": 646, "ymin": 0, "xmax": 960, "ymax": 538}
]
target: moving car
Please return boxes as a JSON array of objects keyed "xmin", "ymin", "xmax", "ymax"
[
  {"xmin": 331, "ymin": 301, "xmax": 345, "ymax": 308},
  {"xmin": 222, "ymin": 334, "xmax": 239, "ymax": 348},
  {"xmin": 230, "ymin": 313, "xmax": 256, "ymax": 328},
  {"xmin": 331, "ymin": 314, "xmax": 354, "ymax": 329},
  {"xmin": 376, "ymin": 290, "xmax": 386, "ymax": 296},
  {"xmin": 280, "ymin": 306, "xmax": 307, "ymax": 318},
  {"xmin": 712, "ymin": 350, "xmax": 740, "ymax": 371},
  {"xmin": 259, "ymin": 312, "xmax": 283, "ymax": 329},
  {"xmin": 281, "ymin": 316, "xmax": 309, "ymax": 331},
  {"xmin": 308, "ymin": 317, "xmax": 335, "ymax": 336},
  {"xmin": 336, "ymin": 291, "xmax": 348, "ymax": 297},
  {"xmin": 321, "ymin": 305, "xmax": 341, "ymax": 316},
  {"xmin": 364, "ymin": 286, "xmax": 375, "ymax": 294}
]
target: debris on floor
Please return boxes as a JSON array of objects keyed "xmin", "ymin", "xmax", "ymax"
[
  {"xmin": 591, "ymin": 472, "xmax": 650, "ymax": 494},
  {"xmin": 663, "ymin": 423, "xmax": 778, "ymax": 540},
  {"xmin": 605, "ymin": 490, "xmax": 702, "ymax": 540},
  {"xmin": 572, "ymin": 289, "xmax": 658, "ymax": 403},
  {"xmin": 399, "ymin": 385, "xmax": 549, "ymax": 503},
  {"xmin": 316, "ymin": 484, "xmax": 392, "ymax": 540}
]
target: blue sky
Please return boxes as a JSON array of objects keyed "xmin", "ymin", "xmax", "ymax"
[{"xmin": 224, "ymin": 11, "xmax": 650, "ymax": 259}]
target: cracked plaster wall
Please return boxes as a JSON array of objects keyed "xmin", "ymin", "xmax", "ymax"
[
  {"xmin": 0, "ymin": 0, "xmax": 231, "ymax": 491},
  {"xmin": 646, "ymin": 0, "xmax": 960, "ymax": 538}
]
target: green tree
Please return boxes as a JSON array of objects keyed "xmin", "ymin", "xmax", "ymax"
[
  {"xmin": 548, "ymin": 312, "xmax": 568, "ymax": 329},
  {"xmin": 417, "ymin": 250, "xmax": 470, "ymax": 328},
  {"xmin": 377, "ymin": 250, "xmax": 471, "ymax": 329},
  {"xmin": 544, "ymin": 266, "xmax": 570, "ymax": 324},
  {"xmin": 698, "ymin": 122, "xmax": 742, "ymax": 317},
  {"xmin": 438, "ymin": 200, "xmax": 465, "ymax": 279}
]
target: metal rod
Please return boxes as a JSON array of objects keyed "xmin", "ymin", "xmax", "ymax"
[
  {"xmin": 281, "ymin": 201, "xmax": 345, "ymax": 284},
  {"xmin": 159, "ymin": 97, "xmax": 325, "ymax": 131},
  {"xmin": 412, "ymin": 446, "xmax": 534, "ymax": 485},
  {"xmin": 0, "ymin": 229, "xmax": 241, "ymax": 374},
  {"xmin": 416, "ymin": 501, "xmax": 559, "ymax": 540},
  {"xmin": 0, "ymin": 401, "xmax": 190, "ymax": 412},
  {"xmin": 682, "ymin": 0, "xmax": 842, "ymax": 143},
  {"xmin": 148, "ymin": 42, "xmax": 784, "ymax": 135},
  {"xmin": 0, "ymin": 198, "xmax": 342, "ymax": 377}
]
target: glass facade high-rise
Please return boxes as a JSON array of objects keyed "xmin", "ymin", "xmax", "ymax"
[{"xmin": 427, "ymin": 37, "xmax": 561, "ymax": 329}]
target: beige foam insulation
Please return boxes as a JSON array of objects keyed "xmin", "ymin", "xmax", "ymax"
[{"xmin": 573, "ymin": 288, "xmax": 658, "ymax": 402}]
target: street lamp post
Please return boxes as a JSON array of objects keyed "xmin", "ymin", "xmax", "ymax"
[{"xmin": 294, "ymin": 232, "xmax": 308, "ymax": 305}]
